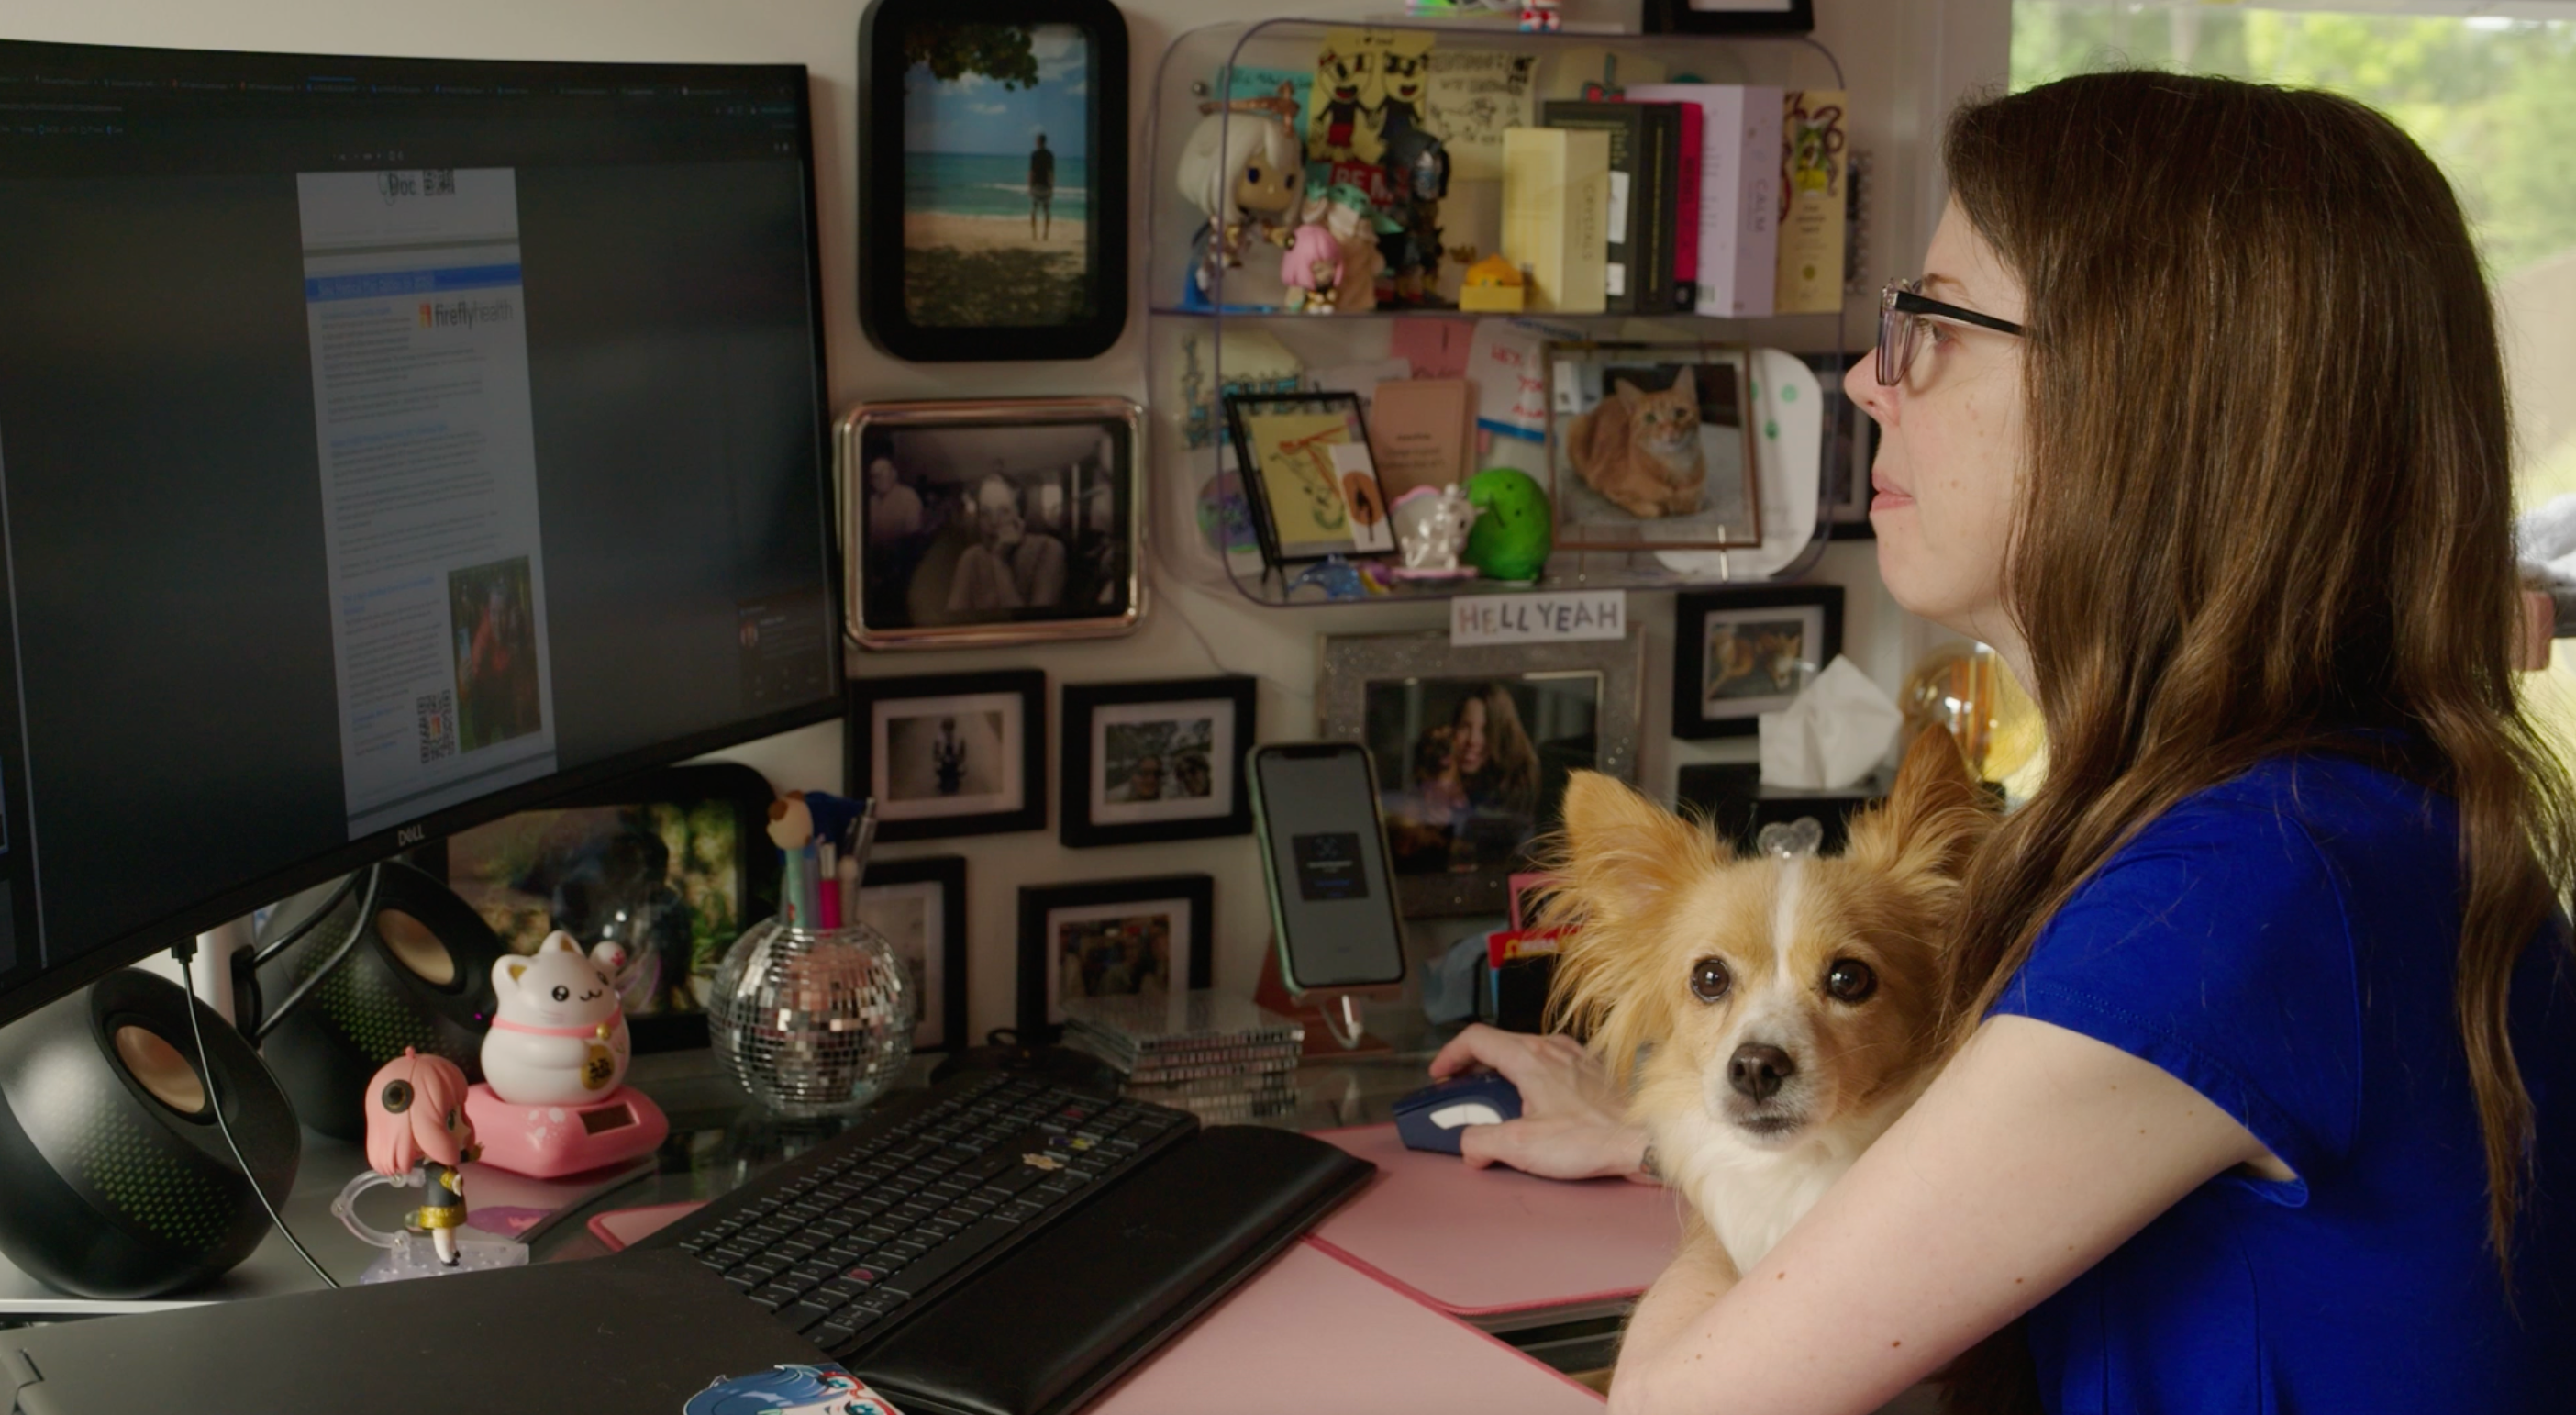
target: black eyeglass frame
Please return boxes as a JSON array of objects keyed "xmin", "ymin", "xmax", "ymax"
[{"xmin": 1876, "ymin": 278, "xmax": 2025, "ymax": 386}]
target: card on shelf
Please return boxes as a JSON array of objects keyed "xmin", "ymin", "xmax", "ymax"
[{"xmin": 1367, "ymin": 377, "xmax": 1474, "ymax": 497}]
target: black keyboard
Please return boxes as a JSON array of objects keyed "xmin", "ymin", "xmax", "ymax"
[{"xmin": 644, "ymin": 1071, "xmax": 1197, "ymax": 1357}]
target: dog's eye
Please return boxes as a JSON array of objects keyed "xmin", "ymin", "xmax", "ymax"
[
  {"xmin": 1688, "ymin": 957, "xmax": 1731, "ymax": 1004},
  {"xmin": 1825, "ymin": 959, "xmax": 1877, "ymax": 1003}
]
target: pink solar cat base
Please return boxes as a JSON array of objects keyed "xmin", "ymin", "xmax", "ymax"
[{"xmin": 463, "ymin": 930, "xmax": 668, "ymax": 1177}]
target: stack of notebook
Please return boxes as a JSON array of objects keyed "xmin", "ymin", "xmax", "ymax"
[{"xmin": 1062, "ymin": 991, "xmax": 1305, "ymax": 1123}]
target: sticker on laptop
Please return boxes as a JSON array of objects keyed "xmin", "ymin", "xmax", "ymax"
[{"xmin": 683, "ymin": 1363, "xmax": 903, "ymax": 1415}]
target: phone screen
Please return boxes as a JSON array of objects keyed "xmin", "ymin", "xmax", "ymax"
[{"xmin": 1254, "ymin": 745, "xmax": 1406, "ymax": 988}]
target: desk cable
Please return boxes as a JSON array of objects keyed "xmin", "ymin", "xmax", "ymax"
[{"xmin": 170, "ymin": 937, "xmax": 340, "ymax": 1291}]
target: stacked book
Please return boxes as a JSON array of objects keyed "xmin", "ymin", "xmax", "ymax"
[{"xmin": 1060, "ymin": 991, "xmax": 1305, "ymax": 1124}]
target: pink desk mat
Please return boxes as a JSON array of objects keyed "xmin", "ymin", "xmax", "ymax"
[
  {"xmin": 1092, "ymin": 1240, "xmax": 1604, "ymax": 1414},
  {"xmin": 1306, "ymin": 1123, "xmax": 1684, "ymax": 1319}
]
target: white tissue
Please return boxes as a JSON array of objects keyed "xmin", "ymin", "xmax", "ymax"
[{"xmin": 1759, "ymin": 655, "xmax": 1903, "ymax": 790}]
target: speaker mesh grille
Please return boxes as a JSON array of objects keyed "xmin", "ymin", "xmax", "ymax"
[
  {"xmin": 17, "ymin": 1051, "xmax": 228, "ymax": 1249},
  {"xmin": 298, "ymin": 922, "xmax": 463, "ymax": 1065}
]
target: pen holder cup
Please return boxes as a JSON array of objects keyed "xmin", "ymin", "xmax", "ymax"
[{"xmin": 707, "ymin": 917, "xmax": 915, "ymax": 1119}]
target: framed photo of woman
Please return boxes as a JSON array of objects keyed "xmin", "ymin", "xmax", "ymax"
[{"xmin": 1318, "ymin": 632, "xmax": 1642, "ymax": 917}]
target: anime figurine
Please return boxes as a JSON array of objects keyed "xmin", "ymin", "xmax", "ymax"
[
  {"xmin": 1281, "ymin": 223, "xmax": 1343, "ymax": 313},
  {"xmin": 1380, "ymin": 125, "xmax": 1453, "ymax": 306},
  {"xmin": 359, "ymin": 1048, "xmax": 480, "ymax": 1266},
  {"xmin": 1301, "ymin": 183, "xmax": 1402, "ymax": 314},
  {"xmin": 1178, "ymin": 99, "xmax": 1305, "ymax": 309}
]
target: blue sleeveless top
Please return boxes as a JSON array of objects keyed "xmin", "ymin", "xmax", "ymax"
[{"xmin": 1989, "ymin": 753, "xmax": 2575, "ymax": 1413}]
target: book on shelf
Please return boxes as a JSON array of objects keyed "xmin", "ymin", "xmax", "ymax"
[
  {"xmin": 1500, "ymin": 125, "xmax": 1611, "ymax": 315},
  {"xmin": 1776, "ymin": 89, "xmax": 1849, "ymax": 315},
  {"xmin": 1625, "ymin": 83, "xmax": 1781, "ymax": 318},
  {"xmin": 1538, "ymin": 100, "xmax": 1683, "ymax": 316}
]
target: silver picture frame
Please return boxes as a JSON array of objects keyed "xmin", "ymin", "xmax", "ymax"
[
  {"xmin": 1316, "ymin": 631, "xmax": 1642, "ymax": 918},
  {"xmin": 840, "ymin": 396, "xmax": 1146, "ymax": 650}
]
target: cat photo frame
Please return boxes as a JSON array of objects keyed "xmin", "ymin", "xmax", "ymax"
[
  {"xmin": 1546, "ymin": 341, "xmax": 1762, "ymax": 553},
  {"xmin": 1671, "ymin": 585, "xmax": 1845, "ymax": 739}
]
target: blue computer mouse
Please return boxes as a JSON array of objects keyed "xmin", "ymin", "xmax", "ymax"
[{"xmin": 1392, "ymin": 1072, "xmax": 1524, "ymax": 1154}]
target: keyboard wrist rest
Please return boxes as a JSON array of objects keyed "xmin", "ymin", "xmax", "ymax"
[{"xmin": 852, "ymin": 1125, "xmax": 1375, "ymax": 1415}]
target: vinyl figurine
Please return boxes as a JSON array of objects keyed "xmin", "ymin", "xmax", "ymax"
[
  {"xmin": 1379, "ymin": 125, "xmax": 1452, "ymax": 306},
  {"xmin": 1281, "ymin": 223, "xmax": 1343, "ymax": 313},
  {"xmin": 360, "ymin": 1049, "xmax": 479, "ymax": 1266},
  {"xmin": 1177, "ymin": 101, "xmax": 1305, "ymax": 309}
]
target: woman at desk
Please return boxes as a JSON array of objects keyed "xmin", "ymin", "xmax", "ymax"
[{"xmin": 1434, "ymin": 72, "xmax": 2576, "ymax": 1414}]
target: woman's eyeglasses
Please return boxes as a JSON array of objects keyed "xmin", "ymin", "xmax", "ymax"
[{"xmin": 1876, "ymin": 277, "xmax": 2026, "ymax": 386}]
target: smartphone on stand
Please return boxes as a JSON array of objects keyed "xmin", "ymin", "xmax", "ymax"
[{"xmin": 1248, "ymin": 742, "xmax": 1408, "ymax": 994}]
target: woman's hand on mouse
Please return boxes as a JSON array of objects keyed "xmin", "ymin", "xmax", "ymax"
[{"xmin": 1428, "ymin": 1023, "xmax": 1652, "ymax": 1183}]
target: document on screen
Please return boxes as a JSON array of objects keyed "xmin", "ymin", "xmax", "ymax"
[{"xmin": 299, "ymin": 168, "xmax": 560, "ymax": 840}]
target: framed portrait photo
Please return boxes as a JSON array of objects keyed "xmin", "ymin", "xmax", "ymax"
[
  {"xmin": 1016, "ymin": 874, "xmax": 1216, "ymax": 1039},
  {"xmin": 846, "ymin": 669, "xmax": 1047, "ymax": 841},
  {"xmin": 1060, "ymin": 675, "xmax": 1257, "ymax": 849},
  {"xmin": 856, "ymin": 0, "xmax": 1129, "ymax": 361},
  {"xmin": 1223, "ymin": 389, "xmax": 1394, "ymax": 566},
  {"xmin": 1318, "ymin": 632, "xmax": 1642, "ymax": 918},
  {"xmin": 1671, "ymin": 585, "xmax": 1846, "ymax": 739},
  {"xmin": 841, "ymin": 397, "xmax": 1142, "ymax": 650},
  {"xmin": 1547, "ymin": 341, "xmax": 1763, "ymax": 552},
  {"xmin": 849, "ymin": 854, "xmax": 970, "ymax": 1052}
]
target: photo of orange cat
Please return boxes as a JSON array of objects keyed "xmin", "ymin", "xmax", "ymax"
[{"xmin": 1565, "ymin": 375, "xmax": 1706, "ymax": 518}]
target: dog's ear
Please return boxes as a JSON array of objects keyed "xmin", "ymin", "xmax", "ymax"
[
  {"xmin": 1550, "ymin": 770, "xmax": 1719, "ymax": 930},
  {"xmin": 1843, "ymin": 728, "xmax": 1997, "ymax": 881}
]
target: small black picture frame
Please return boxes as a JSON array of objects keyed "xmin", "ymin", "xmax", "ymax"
[
  {"xmin": 1223, "ymin": 388, "xmax": 1389, "ymax": 566},
  {"xmin": 846, "ymin": 669, "xmax": 1048, "ymax": 841},
  {"xmin": 1060, "ymin": 675, "xmax": 1258, "ymax": 849},
  {"xmin": 849, "ymin": 854, "xmax": 971, "ymax": 1052},
  {"xmin": 1642, "ymin": 0, "xmax": 1816, "ymax": 37},
  {"xmin": 1671, "ymin": 585, "xmax": 1845, "ymax": 740},
  {"xmin": 857, "ymin": 0, "xmax": 1130, "ymax": 362},
  {"xmin": 1016, "ymin": 873, "xmax": 1216, "ymax": 1041}
]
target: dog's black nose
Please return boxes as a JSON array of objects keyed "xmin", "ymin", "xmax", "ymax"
[{"xmin": 1729, "ymin": 1043, "xmax": 1796, "ymax": 1101}]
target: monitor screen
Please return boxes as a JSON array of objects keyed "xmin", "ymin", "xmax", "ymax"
[{"xmin": 0, "ymin": 40, "xmax": 840, "ymax": 1027}]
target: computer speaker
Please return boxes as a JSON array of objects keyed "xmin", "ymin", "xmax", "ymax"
[
  {"xmin": 252, "ymin": 860, "xmax": 507, "ymax": 1141},
  {"xmin": 0, "ymin": 968, "xmax": 301, "ymax": 1298}
]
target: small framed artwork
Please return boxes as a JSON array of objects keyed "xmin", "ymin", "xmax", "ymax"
[
  {"xmin": 855, "ymin": 0, "xmax": 1129, "ymax": 362},
  {"xmin": 1016, "ymin": 874, "xmax": 1216, "ymax": 1039},
  {"xmin": 1318, "ymin": 632, "xmax": 1642, "ymax": 918},
  {"xmin": 1641, "ymin": 0, "xmax": 1816, "ymax": 36},
  {"xmin": 1547, "ymin": 341, "xmax": 1763, "ymax": 552},
  {"xmin": 1805, "ymin": 351, "xmax": 1879, "ymax": 540},
  {"xmin": 1060, "ymin": 675, "xmax": 1258, "ymax": 849},
  {"xmin": 1671, "ymin": 585, "xmax": 1846, "ymax": 740},
  {"xmin": 848, "ymin": 854, "xmax": 970, "ymax": 1052},
  {"xmin": 1223, "ymin": 389, "xmax": 1394, "ymax": 566},
  {"xmin": 845, "ymin": 669, "xmax": 1047, "ymax": 841},
  {"xmin": 840, "ymin": 397, "xmax": 1142, "ymax": 650}
]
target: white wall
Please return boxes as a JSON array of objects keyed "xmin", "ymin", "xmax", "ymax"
[{"xmin": 15, "ymin": 0, "xmax": 2006, "ymax": 1044}]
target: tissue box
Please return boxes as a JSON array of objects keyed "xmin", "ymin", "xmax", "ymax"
[{"xmin": 1676, "ymin": 764, "xmax": 1889, "ymax": 857}]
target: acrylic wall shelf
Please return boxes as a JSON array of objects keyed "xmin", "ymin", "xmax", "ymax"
[{"xmin": 1143, "ymin": 16, "xmax": 1853, "ymax": 609}]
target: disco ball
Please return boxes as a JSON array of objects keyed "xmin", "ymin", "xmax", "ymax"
[{"xmin": 707, "ymin": 919, "xmax": 913, "ymax": 1118}]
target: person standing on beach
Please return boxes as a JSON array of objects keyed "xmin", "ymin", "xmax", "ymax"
[{"xmin": 1028, "ymin": 132, "xmax": 1055, "ymax": 241}]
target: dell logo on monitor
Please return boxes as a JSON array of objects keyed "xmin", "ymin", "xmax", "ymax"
[{"xmin": 395, "ymin": 823, "xmax": 427, "ymax": 847}]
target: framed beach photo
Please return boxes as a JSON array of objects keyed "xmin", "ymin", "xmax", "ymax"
[
  {"xmin": 1318, "ymin": 632, "xmax": 1641, "ymax": 918},
  {"xmin": 849, "ymin": 854, "xmax": 970, "ymax": 1052},
  {"xmin": 1060, "ymin": 675, "xmax": 1257, "ymax": 849},
  {"xmin": 1547, "ymin": 342, "xmax": 1763, "ymax": 552},
  {"xmin": 840, "ymin": 397, "xmax": 1142, "ymax": 650},
  {"xmin": 846, "ymin": 669, "xmax": 1048, "ymax": 841},
  {"xmin": 1223, "ymin": 389, "xmax": 1393, "ymax": 566},
  {"xmin": 1671, "ymin": 585, "xmax": 1845, "ymax": 739},
  {"xmin": 857, "ymin": 0, "xmax": 1129, "ymax": 362},
  {"xmin": 1016, "ymin": 874, "xmax": 1216, "ymax": 1039}
]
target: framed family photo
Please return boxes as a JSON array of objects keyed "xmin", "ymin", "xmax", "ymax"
[
  {"xmin": 1016, "ymin": 874, "xmax": 1216, "ymax": 1039},
  {"xmin": 1547, "ymin": 342, "xmax": 1763, "ymax": 553},
  {"xmin": 847, "ymin": 854, "xmax": 970, "ymax": 1052},
  {"xmin": 1671, "ymin": 585, "xmax": 1845, "ymax": 739},
  {"xmin": 845, "ymin": 669, "xmax": 1048, "ymax": 841},
  {"xmin": 841, "ymin": 397, "xmax": 1142, "ymax": 650},
  {"xmin": 1318, "ymin": 632, "xmax": 1641, "ymax": 918},
  {"xmin": 1060, "ymin": 675, "xmax": 1257, "ymax": 849},
  {"xmin": 856, "ymin": 0, "xmax": 1129, "ymax": 361}
]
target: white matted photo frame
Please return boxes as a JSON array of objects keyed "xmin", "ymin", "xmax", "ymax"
[
  {"xmin": 839, "ymin": 396, "xmax": 1144, "ymax": 650},
  {"xmin": 1016, "ymin": 874, "xmax": 1216, "ymax": 1039},
  {"xmin": 1060, "ymin": 675, "xmax": 1257, "ymax": 849},
  {"xmin": 849, "ymin": 854, "xmax": 970, "ymax": 1051},
  {"xmin": 1317, "ymin": 632, "xmax": 1641, "ymax": 918},
  {"xmin": 846, "ymin": 668, "xmax": 1048, "ymax": 841},
  {"xmin": 1671, "ymin": 585, "xmax": 1845, "ymax": 739}
]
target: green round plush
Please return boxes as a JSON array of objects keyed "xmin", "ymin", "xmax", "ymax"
[{"xmin": 1460, "ymin": 467, "xmax": 1552, "ymax": 581}]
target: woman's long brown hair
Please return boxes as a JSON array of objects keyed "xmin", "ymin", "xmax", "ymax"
[{"xmin": 1941, "ymin": 72, "xmax": 2576, "ymax": 1283}]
